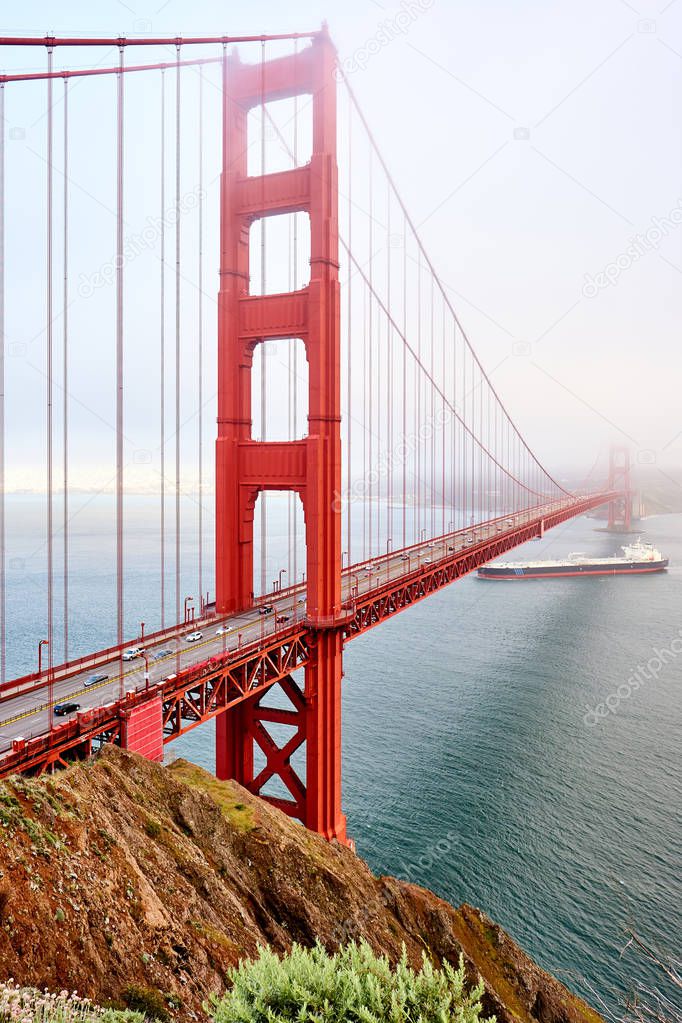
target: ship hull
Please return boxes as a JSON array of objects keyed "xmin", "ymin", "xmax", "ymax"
[{"xmin": 478, "ymin": 559, "xmax": 668, "ymax": 580}]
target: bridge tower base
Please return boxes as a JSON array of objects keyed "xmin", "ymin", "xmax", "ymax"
[
  {"xmin": 216, "ymin": 632, "xmax": 346, "ymax": 843},
  {"xmin": 214, "ymin": 32, "xmax": 347, "ymax": 843}
]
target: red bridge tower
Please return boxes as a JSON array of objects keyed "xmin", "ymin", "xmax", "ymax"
[{"xmin": 214, "ymin": 33, "xmax": 347, "ymax": 843}]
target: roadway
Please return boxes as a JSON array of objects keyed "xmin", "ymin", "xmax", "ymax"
[{"xmin": 0, "ymin": 499, "xmax": 579, "ymax": 754}]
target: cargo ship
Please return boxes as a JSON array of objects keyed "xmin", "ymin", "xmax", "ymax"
[{"xmin": 477, "ymin": 540, "xmax": 668, "ymax": 580}]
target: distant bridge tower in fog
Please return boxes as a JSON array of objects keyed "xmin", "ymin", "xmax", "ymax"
[{"xmin": 607, "ymin": 447, "xmax": 633, "ymax": 533}]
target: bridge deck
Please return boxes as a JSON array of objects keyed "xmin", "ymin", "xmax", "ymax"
[{"xmin": 0, "ymin": 494, "xmax": 614, "ymax": 776}]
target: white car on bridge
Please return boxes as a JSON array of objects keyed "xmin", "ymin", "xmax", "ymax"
[{"xmin": 122, "ymin": 647, "xmax": 144, "ymax": 661}]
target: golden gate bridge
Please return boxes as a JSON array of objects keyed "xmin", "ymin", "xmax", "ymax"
[{"xmin": 0, "ymin": 28, "xmax": 626, "ymax": 844}]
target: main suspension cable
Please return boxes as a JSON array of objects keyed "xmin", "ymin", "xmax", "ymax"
[{"xmin": 339, "ymin": 70, "xmax": 569, "ymax": 499}]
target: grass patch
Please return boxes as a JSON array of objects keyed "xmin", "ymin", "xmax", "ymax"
[
  {"xmin": 168, "ymin": 760, "xmax": 255, "ymax": 832},
  {"xmin": 121, "ymin": 984, "xmax": 170, "ymax": 1022},
  {"xmin": 144, "ymin": 818, "xmax": 162, "ymax": 839}
]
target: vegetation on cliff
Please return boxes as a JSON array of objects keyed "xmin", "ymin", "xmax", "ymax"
[
  {"xmin": 0, "ymin": 984, "xmax": 142, "ymax": 1023},
  {"xmin": 208, "ymin": 941, "xmax": 490, "ymax": 1023},
  {"xmin": 0, "ymin": 747, "xmax": 603, "ymax": 1023}
]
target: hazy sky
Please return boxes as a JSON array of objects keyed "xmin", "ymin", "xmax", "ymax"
[{"xmin": 2, "ymin": 0, "xmax": 681, "ymax": 491}]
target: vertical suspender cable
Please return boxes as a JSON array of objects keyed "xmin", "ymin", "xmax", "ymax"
[
  {"xmin": 116, "ymin": 46, "xmax": 124, "ymax": 690},
  {"xmin": 441, "ymin": 296, "xmax": 445, "ymax": 536},
  {"xmin": 451, "ymin": 319, "xmax": 456, "ymax": 528},
  {"xmin": 289, "ymin": 42, "xmax": 299, "ymax": 593},
  {"xmin": 62, "ymin": 78, "xmax": 69, "ymax": 662},
  {"xmin": 259, "ymin": 41, "xmax": 267, "ymax": 597},
  {"xmin": 291, "ymin": 40, "xmax": 299, "ymax": 592},
  {"xmin": 367, "ymin": 147, "xmax": 373, "ymax": 559},
  {"xmin": 464, "ymin": 339, "xmax": 470, "ymax": 527},
  {"xmin": 175, "ymin": 46, "xmax": 181, "ymax": 632},
  {"xmin": 46, "ymin": 48, "xmax": 54, "ymax": 699},
  {"xmin": 402, "ymin": 212, "xmax": 406, "ymax": 550},
  {"xmin": 386, "ymin": 187, "xmax": 392, "ymax": 552},
  {"xmin": 430, "ymin": 275, "xmax": 435, "ymax": 537},
  {"xmin": 287, "ymin": 212, "xmax": 292, "ymax": 583},
  {"xmin": 0, "ymin": 83, "xmax": 5, "ymax": 684},
  {"xmin": 416, "ymin": 249, "xmax": 421, "ymax": 541},
  {"xmin": 197, "ymin": 70, "xmax": 203, "ymax": 611},
  {"xmin": 362, "ymin": 281, "xmax": 367, "ymax": 562},
  {"xmin": 346, "ymin": 94, "xmax": 352, "ymax": 570},
  {"xmin": 160, "ymin": 69, "xmax": 165, "ymax": 628}
]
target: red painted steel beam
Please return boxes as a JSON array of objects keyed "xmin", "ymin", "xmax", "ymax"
[
  {"xmin": 0, "ymin": 33, "xmax": 318, "ymax": 48},
  {"xmin": 0, "ymin": 630, "xmax": 312, "ymax": 778},
  {"xmin": 0, "ymin": 57, "xmax": 223, "ymax": 84}
]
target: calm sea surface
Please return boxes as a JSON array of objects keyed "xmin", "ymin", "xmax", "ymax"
[{"xmin": 3, "ymin": 497, "xmax": 681, "ymax": 1014}]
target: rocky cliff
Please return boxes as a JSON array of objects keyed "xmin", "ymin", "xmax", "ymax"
[{"xmin": 0, "ymin": 747, "xmax": 602, "ymax": 1023}]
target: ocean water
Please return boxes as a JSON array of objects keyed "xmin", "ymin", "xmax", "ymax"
[
  {"xmin": 3, "ymin": 497, "xmax": 680, "ymax": 1015},
  {"xmin": 174, "ymin": 512, "xmax": 682, "ymax": 1016}
]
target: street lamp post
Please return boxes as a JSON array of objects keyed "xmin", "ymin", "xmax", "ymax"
[
  {"xmin": 39, "ymin": 639, "xmax": 51, "ymax": 732},
  {"xmin": 386, "ymin": 537, "xmax": 392, "ymax": 579},
  {"xmin": 352, "ymin": 573, "xmax": 359, "ymax": 597},
  {"xmin": 420, "ymin": 528, "xmax": 427, "ymax": 543},
  {"xmin": 184, "ymin": 596, "xmax": 194, "ymax": 624},
  {"xmin": 278, "ymin": 568, "xmax": 287, "ymax": 592},
  {"xmin": 140, "ymin": 621, "xmax": 145, "ymax": 641},
  {"xmin": 38, "ymin": 639, "xmax": 49, "ymax": 676},
  {"xmin": 142, "ymin": 652, "xmax": 150, "ymax": 691}
]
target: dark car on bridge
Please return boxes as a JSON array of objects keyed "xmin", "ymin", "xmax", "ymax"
[
  {"xmin": 258, "ymin": 605, "xmax": 274, "ymax": 615},
  {"xmin": 151, "ymin": 648, "xmax": 173, "ymax": 660},
  {"xmin": 53, "ymin": 701, "xmax": 81, "ymax": 716},
  {"xmin": 84, "ymin": 673, "xmax": 108, "ymax": 687}
]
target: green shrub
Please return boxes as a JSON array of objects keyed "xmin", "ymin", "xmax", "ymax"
[
  {"xmin": 121, "ymin": 984, "xmax": 170, "ymax": 1022},
  {"xmin": 207, "ymin": 940, "xmax": 492, "ymax": 1023},
  {"xmin": 144, "ymin": 818, "xmax": 162, "ymax": 839}
]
